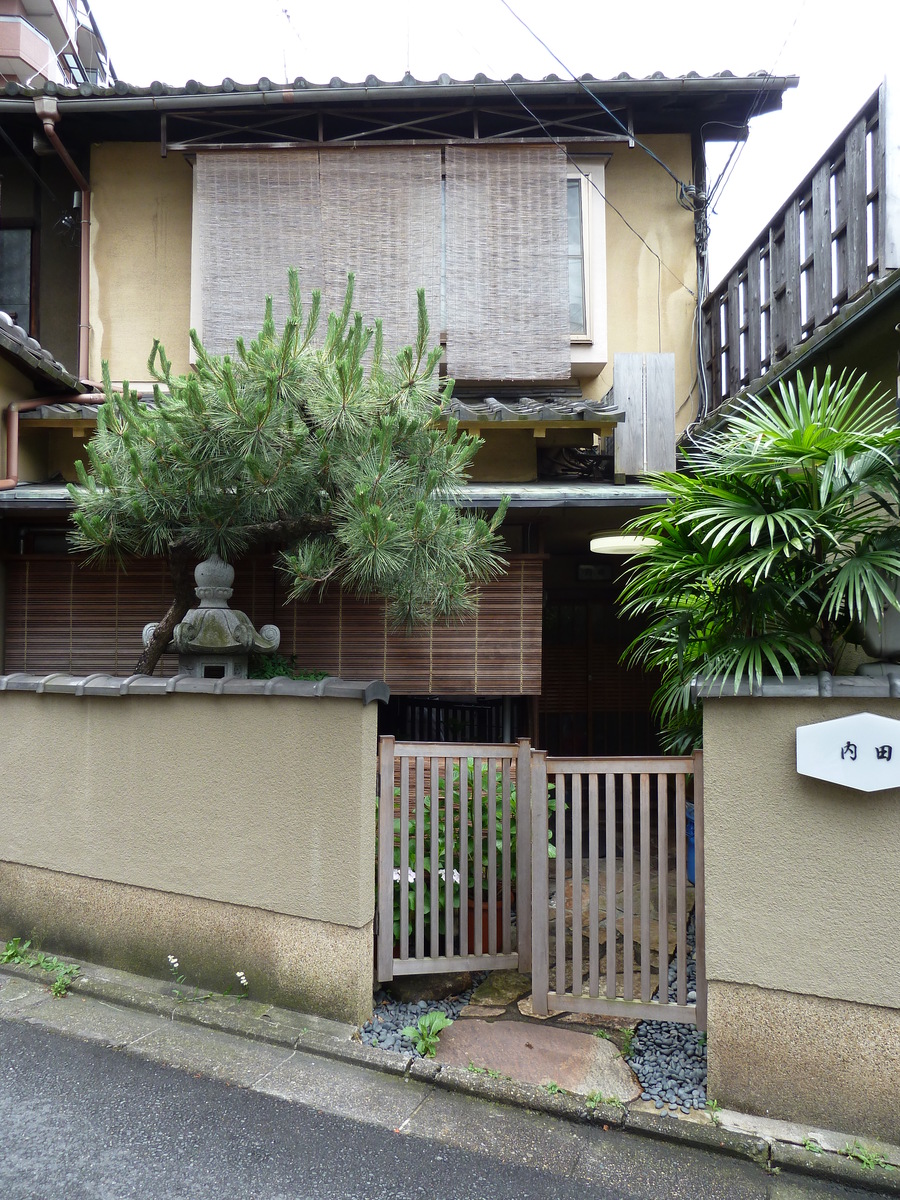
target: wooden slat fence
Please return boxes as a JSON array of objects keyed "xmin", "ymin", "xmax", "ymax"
[
  {"xmin": 530, "ymin": 751, "xmax": 705, "ymax": 1028},
  {"xmin": 376, "ymin": 737, "xmax": 532, "ymax": 982},
  {"xmin": 702, "ymin": 87, "xmax": 884, "ymax": 409}
]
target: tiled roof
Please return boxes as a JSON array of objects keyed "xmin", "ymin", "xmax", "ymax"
[
  {"xmin": 446, "ymin": 384, "xmax": 624, "ymax": 424},
  {"xmin": 0, "ymin": 69, "xmax": 795, "ymax": 103},
  {"xmin": 0, "ymin": 311, "xmax": 80, "ymax": 391}
]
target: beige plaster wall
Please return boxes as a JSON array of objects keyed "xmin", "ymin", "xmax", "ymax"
[
  {"xmin": 707, "ymin": 981, "xmax": 900, "ymax": 1143},
  {"xmin": 89, "ymin": 143, "xmax": 193, "ymax": 382},
  {"xmin": 0, "ymin": 691, "xmax": 377, "ymax": 928},
  {"xmin": 703, "ymin": 697, "xmax": 900, "ymax": 1010},
  {"xmin": 584, "ymin": 135, "xmax": 698, "ymax": 433},
  {"xmin": 0, "ymin": 861, "xmax": 373, "ymax": 1023}
]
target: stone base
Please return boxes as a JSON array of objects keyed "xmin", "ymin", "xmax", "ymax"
[
  {"xmin": 708, "ymin": 980, "xmax": 900, "ymax": 1143},
  {"xmin": 0, "ymin": 861, "xmax": 373, "ymax": 1026}
]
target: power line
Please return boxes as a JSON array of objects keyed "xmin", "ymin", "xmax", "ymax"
[
  {"xmin": 498, "ymin": 0, "xmax": 689, "ymax": 190},
  {"xmin": 499, "ymin": 77, "xmax": 694, "ymax": 300}
]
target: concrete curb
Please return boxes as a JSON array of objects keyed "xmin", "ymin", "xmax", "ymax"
[{"xmin": 3, "ymin": 958, "xmax": 899, "ymax": 1194}]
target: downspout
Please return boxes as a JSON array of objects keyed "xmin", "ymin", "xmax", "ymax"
[
  {"xmin": 33, "ymin": 97, "xmax": 91, "ymax": 382},
  {"xmin": 0, "ymin": 394, "xmax": 105, "ymax": 490}
]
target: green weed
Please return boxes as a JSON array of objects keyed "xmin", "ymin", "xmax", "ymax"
[
  {"xmin": 401, "ymin": 1011, "xmax": 452, "ymax": 1057},
  {"xmin": 1, "ymin": 938, "xmax": 80, "ymax": 997}
]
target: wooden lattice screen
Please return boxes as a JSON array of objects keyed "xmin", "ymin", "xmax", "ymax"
[{"xmin": 2, "ymin": 555, "xmax": 542, "ymax": 695}]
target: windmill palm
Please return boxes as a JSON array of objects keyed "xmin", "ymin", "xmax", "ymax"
[{"xmin": 620, "ymin": 369, "xmax": 900, "ymax": 751}]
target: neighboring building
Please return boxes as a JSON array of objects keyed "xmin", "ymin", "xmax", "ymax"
[
  {"xmin": 0, "ymin": 69, "xmax": 794, "ymax": 754},
  {"xmin": 0, "ymin": 0, "xmax": 113, "ymax": 88},
  {"xmin": 699, "ymin": 81, "xmax": 900, "ymax": 424}
]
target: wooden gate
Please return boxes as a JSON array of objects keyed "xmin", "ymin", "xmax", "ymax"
[
  {"xmin": 376, "ymin": 737, "xmax": 531, "ymax": 982},
  {"xmin": 530, "ymin": 751, "xmax": 705, "ymax": 1028},
  {"xmin": 375, "ymin": 739, "xmax": 705, "ymax": 1030}
]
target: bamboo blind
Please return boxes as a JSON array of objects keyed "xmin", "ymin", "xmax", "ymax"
[
  {"xmin": 195, "ymin": 148, "xmax": 443, "ymax": 354},
  {"xmin": 3, "ymin": 555, "xmax": 542, "ymax": 695},
  {"xmin": 444, "ymin": 144, "xmax": 570, "ymax": 381},
  {"xmin": 196, "ymin": 150, "xmax": 323, "ymax": 353}
]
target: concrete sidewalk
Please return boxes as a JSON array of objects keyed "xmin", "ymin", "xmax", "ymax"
[{"xmin": 1, "ymin": 956, "xmax": 898, "ymax": 1196}]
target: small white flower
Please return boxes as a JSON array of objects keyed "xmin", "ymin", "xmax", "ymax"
[
  {"xmin": 167, "ymin": 955, "xmax": 179, "ymax": 968},
  {"xmin": 236, "ymin": 971, "xmax": 248, "ymax": 986}
]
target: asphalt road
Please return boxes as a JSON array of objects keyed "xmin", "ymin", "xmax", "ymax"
[{"xmin": 0, "ymin": 1018, "xmax": 888, "ymax": 1200}]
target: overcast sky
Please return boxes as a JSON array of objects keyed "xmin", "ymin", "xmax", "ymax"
[{"xmin": 87, "ymin": 0, "xmax": 898, "ymax": 284}]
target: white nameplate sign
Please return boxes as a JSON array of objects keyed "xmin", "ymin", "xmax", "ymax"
[{"xmin": 796, "ymin": 712, "xmax": 900, "ymax": 792}]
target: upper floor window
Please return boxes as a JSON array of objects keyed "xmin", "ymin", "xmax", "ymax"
[
  {"xmin": 0, "ymin": 227, "xmax": 32, "ymax": 331},
  {"xmin": 568, "ymin": 177, "xmax": 587, "ymax": 336}
]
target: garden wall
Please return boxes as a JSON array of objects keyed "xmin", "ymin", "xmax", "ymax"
[
  {"xmin": 0, "ymin": 673, "xmax": 386, "ymax": 1024},
  {"xmin": 701, "ymin": 683, "xmax": 900, "ymax": 1142}
]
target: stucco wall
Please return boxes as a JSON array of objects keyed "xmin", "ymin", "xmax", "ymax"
[
  {"xmin": 89, "ymin": 143, "xmax": 193, "ymax": 382},
  {"xmin": 86, "ymin": 137, "xmax": 697, "ymax": 431},
  {"xmin": 703, "ymin": 695, "xmax": 900, "ymax": 1138},
  {"xmin": 1, "ymin": 689, "xmax": 376, "ymax": 925},
  {"xmin": 587, "ymin": 134, "xmax": 697, "ymax": 433},
  {"xmin": 703, "ymin": 696, "xmax": 900, "ymax": 1010},
  {"xmin": 0, "ymin": 686, "xmax": 379, "ymax": 1020}
]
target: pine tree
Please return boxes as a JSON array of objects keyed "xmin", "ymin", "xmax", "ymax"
[{"xmin": 69, "ymin": 273, "xmax": 508, "ymax": 675}]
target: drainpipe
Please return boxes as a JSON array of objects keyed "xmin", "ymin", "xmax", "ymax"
[
  {"xmin": 0, "ymin": 394, "xmax": 105, "ymax": 490},
  {"xmin": 33, "ymin": 97, "xmax": 91, "ymax": 382}
]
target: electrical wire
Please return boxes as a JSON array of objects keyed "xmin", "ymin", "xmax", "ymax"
[
  {"xmin": 498, "ymin": 78, "xmax": 694, "ymax": 301},
  {"xmin": 497, "ymin": 0, "xmax": 690, "ymax": 189},
  {"xmin": 705, "ymin": 0, "xmax": 808, "ymax": 216}
]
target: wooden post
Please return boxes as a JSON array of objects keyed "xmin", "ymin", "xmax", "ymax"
[
  {"xmin": 530, "ymin": 750, "xmax": 549, "ymax": 1015},
  {"xmin": 376, "ymin": 736, "xmax": 396, "ymax": 983}
]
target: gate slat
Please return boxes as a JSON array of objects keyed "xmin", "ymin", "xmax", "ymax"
[
  {"xmin": 571, "ymin": 775, "xmax": 583, "ymax": 996},
  {"xmin": 473, "ymin": 756, "xmax": 484, "ymax": 957},
  {"xmin": 657, "ymin": 772, "xmax": 668, "ymax": 1007},
  {"xmin": 430, "ymin": 754, "xmax": 440, "ymax": 955},
  {"xmin": 623, "ymin": 774, "xmax": 634, "ymax": 1001},
  {"xmin": 555, "ymin": 770, "xmax": 566, "ymax": 999},
  {"xmin": 675, "ymin": 772, "xmax": 687, "ymax": 1007},
  {"xmin": 459, "ymin": 756, "xmax": 469, "ymax": 958},
  {"xmin": 515, "ymin": 738, "xmax": 533, "ymax": 974},
  {"xmin": 501, "ymin": 757, "xmax": 512, "ymax": 952},
  {"xmin": 415, "ymin": 757, "xmax": 425, "ymax": 958},
  {"xmin": 605, "ymin": 772, "xmax": 616, "ymax": 1000},
  {"xmin": 444, "ymin": 757, "xmax": 455, "ymax": 955},
  {"xmin": 399, "ymin": 757, "xmax": 410, "ymax": 957},
  {"xmin": 693, "ymin": 750, "xmax": 707, "ymax": 1032},
  {"xmin": 531, "ymin": 750, "xmax": 550, "ymax": 1016},
  {"xmin": 488, "ymin": 760, "xmax": 498, "ymax": 954},
  {"xmin": 640, "ymin": 773, "xmax": 651, "ymax": 1003},
  {"xmin": 588, "ymin": 773, "xmax": 600, "ymax": 999}
]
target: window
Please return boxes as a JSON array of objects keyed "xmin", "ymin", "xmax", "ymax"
[
  {"xmin": 568, "ymin": 158, "xmax": 609, "ymax": 375},
  {"xmin": 0, "ymin": 228, "xmax": 32, "ymax": 331},
  {"xmin": 568, "ymin": 177, "xmax": 587, "ymax": 336}
]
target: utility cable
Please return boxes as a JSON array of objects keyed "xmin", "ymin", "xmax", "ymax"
[
  {"xmin": 498, "ymin": 0, "xmax": 689, "ymax": 189},
  {"xmin": 498, "ymin": 77, "xmax": 693, "ymax": 302}
]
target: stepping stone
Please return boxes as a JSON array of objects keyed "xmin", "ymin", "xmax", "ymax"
[
  {"xmin": 458, "ymin": 1003, "xmax": 506, "ymax": 1019},
  {"xmin": 469, "ymin": 969, "xmax": 531, "ymax": 1007},
  {"xmin": 434, "ymin": 1018, "xmax": 642, "ymax": 1100},
  {"xmin": 517, "ymin": 995, "xmax": 561, "ymax": 1019}
]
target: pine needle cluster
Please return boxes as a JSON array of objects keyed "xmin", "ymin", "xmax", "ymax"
[{"xmin": 69, "ymin": 273, "xmax": 508, "ymax": 670}]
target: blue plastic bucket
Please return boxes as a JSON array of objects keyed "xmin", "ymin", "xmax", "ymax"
[{"xmin": 686, "ymin": 801, "xmax": 695, "ymax": 884}]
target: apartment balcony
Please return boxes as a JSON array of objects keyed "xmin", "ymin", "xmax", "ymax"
[
  {"xmin": 0, "ymin": 1, "xmax": 111, "ymax": 85},
  {"xmin": 701, "ymin": 84, "xmax": 900, "ymax": 413}
]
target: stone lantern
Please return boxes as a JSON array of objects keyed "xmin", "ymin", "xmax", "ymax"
[{"xmin": 143, "ymin": 555, "xmax": 280, "ymax": 680}]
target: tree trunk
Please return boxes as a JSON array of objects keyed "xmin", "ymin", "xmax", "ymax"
[{"xmin": 132, "ymin": 546, "xmax": 196, "ymax": 676}]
